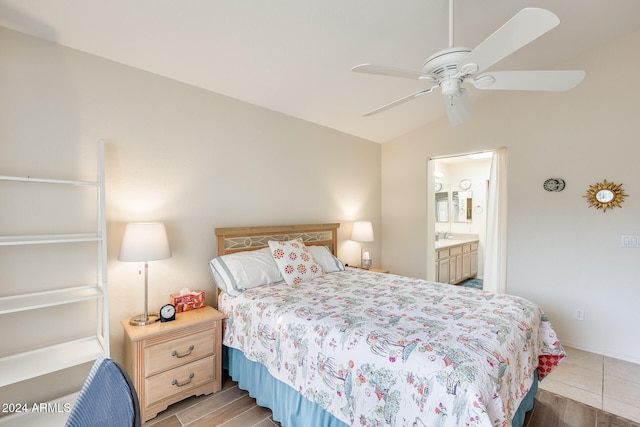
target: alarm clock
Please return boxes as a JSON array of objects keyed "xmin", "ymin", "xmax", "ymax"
[{"xmin": 159, "ymin": 303, "xmax": 176, "ymax": 322}]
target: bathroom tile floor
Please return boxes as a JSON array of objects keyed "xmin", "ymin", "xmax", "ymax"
[{"xmin": 539, "ymin": 346, "xmax": 640, "ymax": 423}]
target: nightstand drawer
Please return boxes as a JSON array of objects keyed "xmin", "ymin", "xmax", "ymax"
[
  {"xmin": 145, "ymin": 355, "xmax": 215, "ymax": 407},
  {"xmin": 146, "ymin": 329, "xmax": 215, "ymax": 376}
]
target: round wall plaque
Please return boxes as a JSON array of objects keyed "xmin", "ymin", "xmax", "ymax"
[
  {"xmin": 543, "ymin": 178, "xmax": 565, "ymax": 192},
  {"xmin": 459, "ymin": 179, "xmax": 471, "ymax": 190}
]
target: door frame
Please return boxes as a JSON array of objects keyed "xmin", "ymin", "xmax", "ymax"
[{"xmin": 426, "ymin": 150, "xmax": 504, "ymax": 284}]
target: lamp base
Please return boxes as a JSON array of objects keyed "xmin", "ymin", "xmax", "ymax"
[{"xmin": 129, "ymin": 313, "xmax": 160, "ymax": 326}]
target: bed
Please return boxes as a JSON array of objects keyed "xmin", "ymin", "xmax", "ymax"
[{"xmin": 210, "ymin": 223, "xmax": 565, "ymax": 427}]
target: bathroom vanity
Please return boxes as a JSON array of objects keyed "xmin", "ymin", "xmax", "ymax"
[{"xmin": 435, "ymin": 238, "xmax": 478, "ymax": 285}]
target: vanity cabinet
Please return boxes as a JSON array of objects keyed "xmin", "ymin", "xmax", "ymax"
[
  {"xmin": 435, "ymin": 240, "xmax": 478, "ymax": 285},
  {"xmin": 436, "ymin": 248, "xmax": 451, "ymax": 284}
]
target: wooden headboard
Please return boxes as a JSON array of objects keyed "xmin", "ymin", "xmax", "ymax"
[
  {"xmin": 212, "ymin": 223, "xmax": 340, "ymax": 308},
  {"xmin": 214, "ymin": 223, "xmax": 340, "ymax": 257}
]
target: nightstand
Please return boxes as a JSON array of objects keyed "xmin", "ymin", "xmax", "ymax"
[
  {"xmin": 349, "ymin": 265, "xmax": 390, "ymax": 274},
  {"xmin": 121, "ymin": 306, "xmax": 226, "ymax": 422}
]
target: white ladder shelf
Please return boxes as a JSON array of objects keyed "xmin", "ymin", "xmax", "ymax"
[{"xmin": 0, "ymin": 139, "xmax": 109, "ymax": 387}]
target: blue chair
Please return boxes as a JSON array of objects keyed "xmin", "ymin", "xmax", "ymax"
[{"xmin": 65, "ymin": 357, "xmax": 140, "ymax": 427}]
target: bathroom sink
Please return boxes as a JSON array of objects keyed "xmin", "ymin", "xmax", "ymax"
[{"xmin": 435, "ymin": 238, "xmax": 470, "ymax": 248}]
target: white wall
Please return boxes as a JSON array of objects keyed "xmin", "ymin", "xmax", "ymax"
[
  {"xmin": 0, "ymin": 26, "xmax": 381, "ymax": 405},
  {"xmin": 382, "ymin": 28, "xmax": 640, "ymax": 363}
]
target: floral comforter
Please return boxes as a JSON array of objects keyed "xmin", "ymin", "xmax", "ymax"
[{"xmin": 218, "ymin": 268, "xmax": 565, "ymax": 427}]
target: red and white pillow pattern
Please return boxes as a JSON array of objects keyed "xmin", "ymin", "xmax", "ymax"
[{"xmin": 268, "ymin": 238, "xmax": 324, "ymax": 285}]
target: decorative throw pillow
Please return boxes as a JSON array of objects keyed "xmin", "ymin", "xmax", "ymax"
[
  {"xmin": 308, "ymin": 245, "xmax": 345, "ymax": 272},
  {"xmin": 268, "ymin": 238, "xmax": 324, "ymax": 285}
]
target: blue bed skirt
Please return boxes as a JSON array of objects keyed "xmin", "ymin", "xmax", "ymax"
[{"xmin": 225, "ymin": 345, "xmax": 538, "ymax": 427}]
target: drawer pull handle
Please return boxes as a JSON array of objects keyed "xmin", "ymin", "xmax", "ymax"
[
  {"xmin": 171, "ymin": 373, "xmax": 195, "ymax": 387},
  {"xmin": 172, "ymin": 345, "xmax": 195, "ymax": 358}
]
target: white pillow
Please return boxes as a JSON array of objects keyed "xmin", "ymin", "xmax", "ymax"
[
  {"xmin": 268, "ymin": 239, "xmax": 324, "ymax": 285},
  {"xmin": 209, "ymin": 247, "xmax": 283, "ymax": 296},
  {"xmin": 308, "ymin": 245, "xmax": 344, "ymax": 272}
]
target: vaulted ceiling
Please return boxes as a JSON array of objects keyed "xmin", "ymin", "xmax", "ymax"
[{"xmin": 1, "ymin": 0, "xmax": 639, "ymax": 142}]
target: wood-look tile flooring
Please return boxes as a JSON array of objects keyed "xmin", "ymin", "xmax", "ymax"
[{"xmin": 145, "ymin": 347, "xmax": 640, "ymax": 427}]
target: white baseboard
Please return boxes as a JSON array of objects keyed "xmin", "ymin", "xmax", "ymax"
[{"xmin": 562, "ymin": 342, "xmax": 640, "ymax": 365}]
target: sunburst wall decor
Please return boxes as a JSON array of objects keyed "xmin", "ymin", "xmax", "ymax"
[{"xmin": 584, "ymin": 179, "xmax": 627, "ymax": 212}]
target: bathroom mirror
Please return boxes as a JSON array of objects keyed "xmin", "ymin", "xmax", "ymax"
[
  {"xmin": 452, "ymin": 191, "xmax": 473, "ymax": 222},
  {"xmin": 435, "ymin": 189, "xmax": 450, "ymax": 223}
]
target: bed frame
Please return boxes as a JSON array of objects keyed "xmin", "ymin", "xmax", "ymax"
[{"xmin": 214, "ymin": 223, "xmax": 340, "ymax": 256}]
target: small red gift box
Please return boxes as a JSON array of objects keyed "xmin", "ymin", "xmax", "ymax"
[{"xmin": 170, "ymin": 290, "xmax": 205, "ymax": 313}]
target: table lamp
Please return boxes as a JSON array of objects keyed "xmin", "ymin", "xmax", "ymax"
[
  {"xmin": 119, "ymin": 222, "xmax": 171, "ymax": 326},
  {"xmin": 351, "ymin": 221, "xmax": 374, "ymax": 269}
]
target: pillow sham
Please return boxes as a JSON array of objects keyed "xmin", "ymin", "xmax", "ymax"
[
  {"xmin": 208, "ymin": 247, "xmax": 283, "ymax": 296},
  {"xmin": 268, "ymin": 238, "xmax": 324, "ymax": 285},
  {"xmin": 308, "ymin": 245, "xmax": 345, "ymax": 272}
]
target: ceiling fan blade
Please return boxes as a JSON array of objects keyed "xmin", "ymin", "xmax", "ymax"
[
  {"xmin": 472, "ymin": 70, "xmax": 585, "ymax": 91},
  {"xmin": 444, "ymin": 89, "xmax": 470, "ymax": 125},
  {"xmin": 458, "ymin": 8, "xmax": 560, "ymax": 74},
  {"xmin": 353, "ymin": 64, "xmax": 431, "ymax": 80},
  {"xmin": 363, "ymin": 87, "xmax": 437, "ymax": 117}
]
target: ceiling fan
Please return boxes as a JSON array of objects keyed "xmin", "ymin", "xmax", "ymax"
[{"xmin": 352, "ymin": 0, "xmax": 585, "ymax": 125}]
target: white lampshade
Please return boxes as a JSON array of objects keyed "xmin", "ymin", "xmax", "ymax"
[
  {"xmin": 351, "ymin": 221, "xmax": 374, "ymax": 242},
  {"xmin": 119, "ymin": 222, "xmax": 171, "ymax": 262}
]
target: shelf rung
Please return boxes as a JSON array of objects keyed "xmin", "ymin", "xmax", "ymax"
[
  {"xmin": 0, "ymin": 285, "xmax": 104, "ymax": 315},
  {"xmin": 0, "ymin": 234, "xmax": 102, "ymax": 246},
  {"xmin": 0, "ymin": 175, "xmax": 98, "ymax": 186},
  {"xmin": 0, "ymin": 337, "xmax": 106, "ymax": 387}
]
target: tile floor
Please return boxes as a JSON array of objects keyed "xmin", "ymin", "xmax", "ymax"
[{"xmin": 539, "ymin": 346, "xmax": 640, "ymax": 423}]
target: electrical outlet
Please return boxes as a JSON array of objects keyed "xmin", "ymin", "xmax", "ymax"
[
  {"xmin": 575, "ymin": 309, "xmax": 585, "ymax": 321},
  {"xmin": 621, "ymin": 235, "xmax": 640, "ymax": 247}
]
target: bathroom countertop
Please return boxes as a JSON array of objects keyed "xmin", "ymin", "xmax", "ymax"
[{"xmin": 435, "ymin": 237, "xmax": 479, "ymax": 249}]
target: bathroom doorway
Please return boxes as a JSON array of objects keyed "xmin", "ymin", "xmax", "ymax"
[{"xmin": 427, "ymin": 149, "xmax": 507, "ymax": 293}]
